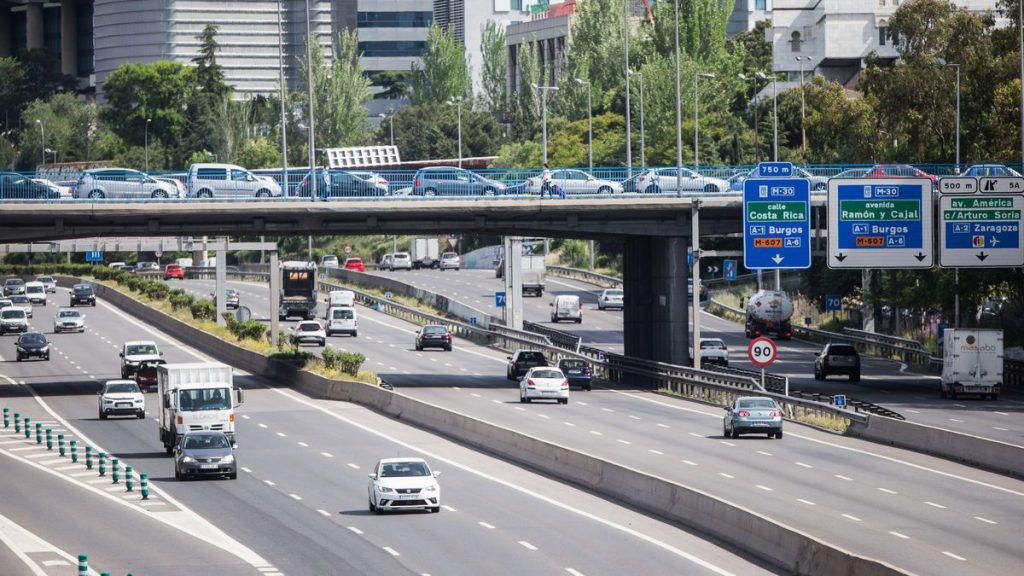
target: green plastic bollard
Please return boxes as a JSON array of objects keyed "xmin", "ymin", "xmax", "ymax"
[
  {"xmin": 3, "ymin": 407, "xmax": 8, "ymax": 428},
  {"xmin": 85, "ymin": 446, "xmax": 93, "ymax": 469},
  {"xmin": 111, "ymin": 458, "xmax": 120, "ymax": 484},
  {"xmin": 77, "ymin": 553, "xmax": 88, "ymax": 576},
  {"xmin": 58, "ymin": 433, "xmax": 65, "ymax": 456},
  {"xmin": 125, "ymin": 465, "xmax": 134, "ymax": 492},
  {"xmin": 98, "ymin": 452, "xmax": 106, "ymax": 476},
  {"xmin": 36, "ymin": 423, "xmax": 42, "ymax": 444},
  {"xmin": 70, "ymin": 439, "xmax": 78, "ymax": 463},
  {"xmin": 24, "ymin": 416, "xmax": 31, "ymax": 438},
  {"xmin": 14, "ymin": 412, "xmax": 20, "ymax": 433},
  {"xmin": 46, "ymin": 428, "xmax": 53, "ymax": 450},
  {"xmin": 140, "ymin": 472, "xmax": 149, "ymax": 500}
]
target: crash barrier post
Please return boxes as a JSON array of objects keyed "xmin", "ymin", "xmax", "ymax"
[
  {"xmin": 125, "ymin": 465, "xmax": 133, "ymax": 492},
  {"xmin": 77, "ymin": 554, "xmax": 88, "ymax": 576},
  {"xmin": 140, "ymin": 472, "xmax": 149, "ymax": 500},
  {"xmin": 14, "ymin": 412, "xmax": 20, "ymax": 433},
  {"xmin": 2, "ymin": 407, "xmax": 8, "ymax": 428},
  {"xmin": 85, "ymin": 445, "xmax": 93, "ymax": 469},
  {"xmin": 36, "ymin": 423, "xmax": 42, "ymax": 445},
  {"xmin": 70, "ymin": 439, "xmax": 78, "ymax": 462},
  {"xmin": 111, "ymin": 458, "xmax": 120, "ymax": 484},
  {"xmin": 58, "ymin": 433, "xmax": 65, "ymax": 456},
  {"xmin": 45, "ymin": 428, "xmax": 52, "ymax": 450},
  {"xmin": 98, "ymin": 452, "xmax": 106, "ymax": 476}
]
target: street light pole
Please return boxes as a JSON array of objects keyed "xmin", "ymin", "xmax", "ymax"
[
  {"xmin": 623, "ymin": 0, "xmax": 632, "ymax": 176},
  {"xmin": 937, "ymin": 58, "xmax": 961, "ymax": 172},
  {"xmin": 277, "ymin": 0, "xmax": 289, "ymax": 196},
  {"xmin": 674, "ymin": 0, "xmax": 683, "ymax": 196},
  {"xmin": 796, "ymin": 56, "xmax": 808, "ymax": 154},
  {"xmin": 694, "ymin": 72, "xmax": 715, "ymax": 171},
  {"xmin": 454, "ymin": 99, "xmax": 463, "ymax": 167},
  {"xmin": 35, "ymin": 120, "xmax": 44, "ymax": 166},
  {"xmin": 575, "ymin": 78, "xmax": 593, "ymax": 172},
  {"xmin": 304, "ymin": 0, "xmax": 317, "ymax": 198},
  {"xmin": 388, "ymin": 109, "xmax": 394, "ymax": 147},
  {"xmin": 531, "ymin": 84, "xmax": 559, "ymax": 165},
  {"xmin": 757, "ymin": 71, "xmax": 778, "ymax": 161},
  {"xmin": 144, "ymin": 118, "xmax": 151, "ymax": 172},
  {"xmin": 739, "ymin": 73, "xmax": 760, "ymax": 163},
  {"xmin": 628, "ymin": 70, "xmax": 645, "ymax": 167}
]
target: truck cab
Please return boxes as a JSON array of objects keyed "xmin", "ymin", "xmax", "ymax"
[{"xmin": 158, "ymin": 363, "xmax": 243, "ymax": 453}]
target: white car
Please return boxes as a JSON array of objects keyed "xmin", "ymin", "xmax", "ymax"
[
  {"xmin": 439, "ymin": 252, "xmax": 460, "ymax": 271},
  {"xmin": 519, "ymin": 366, "xmax": 570, "ymax": 404},
  {"xmin": 24, "ymin": 281, "xmax": 46, "ymax": 306},
  {"xmin": 7, "ymin": 295, "xmax": 33, "ymax": 317},
  {"xmin": 691, "ymin": 338, "xmax": 729, "ymax": 367},
  {"xmin": 35, "ymin": 276, "xmax": 57, "ymax": 293},
  {"xmin": 0, "ymin": 307, "xmax": 28, "ymax": 335},
  {"xmin": 367, "ymin": 457, "xmax": 441, "ymax": 514},
  {"xmin": 597, "ymin": 288, "xmax": 624, "ymax": 310},
  {"xmin": 390, "ymin": 252, "xmax": 413, "ymax": 271},
  {"xmin": 291, "ymin": 320, "xmax": 327, "ymax": 346},
  {"xmin": 321, "ymin": 255, "xmax": 339, "ymax": 269},
  {"xmin": 629, "ymin": 167, "xmax": 730, "ymax": 194},
  {"xmin": 524, "ymin": 169, "xmax": 623, "ymax": 195},
  {"xmin": 53, "ymin": 309, "xmax": 86, "ymax": 333},
  {"xmin": 348, "ymin": 170, "xmax": 390, "ymax": 194},
  {"xmin": 98, "ymin": 380, "xmax": 146, "ymax": 420},
  {"xmin": 120, "ymin": 340, "xmax": 163, "ymax": 378}
]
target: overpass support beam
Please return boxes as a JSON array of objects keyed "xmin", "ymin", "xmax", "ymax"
[
  {"xmin": 215, "ymin": 250, "xmax": 226, "ymax": 327},
  {"xmin": 623, "ymin": 236, "xmax": 690, "ymax": 368}
]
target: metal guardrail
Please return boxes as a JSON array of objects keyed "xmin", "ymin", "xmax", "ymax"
[
  {"xmin": 1006, "ymin": 359, "xmax": 1024, "ymax": 387},
  {"xmin": 702, "ymin": 364, "xmax": 788, "ymax": 394},
  {"xmin": 546, "ymin": 266, "xmax": 623, "ymax": 288},
  {"xmin": 523, "ymin": 320, "xmax": 583, "ymax": 353}
]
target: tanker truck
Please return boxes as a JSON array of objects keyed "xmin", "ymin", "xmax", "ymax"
[{"xmin": 744, "ymin": 290, "xmax": 793, "ymax": 340}]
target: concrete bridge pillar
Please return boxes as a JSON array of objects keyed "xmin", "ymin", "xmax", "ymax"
[
  {"xmin": 623, "ymin": 236, "xmax": 690, "ymax": 368},
  {"xmin": 26, "ymin": 3, "xmax": 43, "ymax": 50}
]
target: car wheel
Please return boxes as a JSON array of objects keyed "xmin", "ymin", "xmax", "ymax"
[
  {"xmin": 174, "ymin": 467, "xmax": 181, "ymax": 480},
  {"xmin": 482, "ymin": 187, "xmax": 497, "ymax": 196},
  {"xmin": 723, "ymin": 423, "xmax": 730, "ymax": 437},
  {"xmin": 151, "ymin": 190, "xmax": 169, "ymax": 199},
  {"xmin": 523, "ymin": 395, "xmax": 531, "ymax": 403},
  {"xmin": 88, "ymin": 190, "xmax": 105, "ymax": 199},
  {"xmin": 814, "ymin": 182, "xmax": 827, "ymax": 191},
  {"xmin": 91, "ymin": 302, "xmax": 96, "ymax": 307},
  {"xmin": 703, "ymin": 184, "xmax": 718, "ymax": 193},
  {"xmin": 228, "ymin": 472, "xmax": 237, "ymax": 480},
  {"xmin": 99, "ymin": 410, "xmax": 107, "ymax": 420},
  {"xmin": 519, "ymin": 392, "xmax": 526, "ymax": 403},
  {"xmin": 255, "ymin": 190, "xmax": 271, "ymax": 198},
  {"xmin": 197, "ymin": 190, "xmax": 213, "ymax": 199},
  {"xmin": 775, "ymin": 430, "xmax": 783, "ymax": 439},
  {"xmin": 431, "ymin": 506, "xmax": 441, "ymax": 513},
  {"xmin": 584, "ymin": 385, "xmax": 592, "ymax": 391},
  {"xmin": 373, "ymin": 497, "xmax": 383, "ymax": 515},
  {"xmin": 43, "ymin": 354, "xmax": 49, "ymax": 361},
  {"xmin": 730, "ymin": 426, "xmax": 739, "ymax": 439},
  {"xmin": 319, "ymin": 340, "xmax": 325, "ymax": 347},
  {"xmin": 352, "ymin": 332, "xmax": 358, "ymax": 337},
  {"xmin": 137, "ymin": 411, "xmax": 145, "ymax": 419},
  {"xmin": 16, "ymin": 355, "xmax": 22, "ymax": 362},
  {"xmin": 646, "ymin": 185, "xmax": 661, "ymax": 194},
  {"xmin": 560, "ymin": 398, "xmax": 569, "ymax": 405},
  {"xmin": 369, "ymin": 497, "xmax": 376, "ymax": 513},
  {"xmin": 851, "ymin": 371, "xmax": 860, "ymax": 382},
  {"xmin": 424, "ymin": 188, "xmax": 437, "ymax": 197},
  {"xmin": 598, "ymin": 186, "xmax": 612, "ymax": 195}
]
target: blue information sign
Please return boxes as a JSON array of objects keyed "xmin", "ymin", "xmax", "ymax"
[
  {"xmin": 723, "ymin": 259, "xmax": 737, "ymax": 281},
  {"xmin": 827, "ymin": 178, "xmax": 933, "ymax": 269},
  {"xmin": 743, "ymin": 173, "xmax": 811, "ymax": 270},
  {"xmin": 757, "ymin": 162, "xmax": 794, "ymax": 178},
  {"xmin": 825, "ymin": 294, "xmax": 842, "ymax": 312},
  {"xmin": 85, "ymin": 251, "xmax": 103, "ymax": 262},
  {"xmin": 939, "ymin": 193, "xmax": 1023, "ymax": 268},
  {"xmin": 495, "ymin": 291, "xmax": 506, "ymax": 308},
  {"xmin": 833, "ymin": 394, "xmax": 847, "ymax": 408}
]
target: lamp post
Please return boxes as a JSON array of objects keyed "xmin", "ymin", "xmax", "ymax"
[
  {"xmin": 530, "ymin": 84, "xmax": 559, "ymax": 165},
  {"xmin": 795, "ymin": 56, "xmax": 809, "ymax": 154},
  {"xmin": 144, "ymin": 118, "xmax": 152, "ymax": 172},
  {"xmin": 738, "ymin": 73, "xmax": 760, "ymax": 163},
  {"xmin": 623, "ymin": 0, "xmax": 631, "ymax": 176},
  {"xmin": 44, "ymin": 148, "xmax": 56, "ymax": 163},
  {"xmin": 277, "ymin": 0, "xmax": 289, "ymax": 196},
  {"xmin": 936, "ymin": 58, "xmax": 961, "ymax": 173},
  {"xmin": 628, "ymin": 70, "xmax": 645, "ymax": 167},
  {"xmin": 756, "ymin": 71, "xmax": 778, "ymax": 161},
  {"xmin": 694, "ymin": 72, "xmax": 715, "ymax": 171},
  {"xmin": 575, "ymin": 78, "xmax": 593, "ymax": 173},
  {"xmin": 35, "ymin": 120, "xmax": 44, "ymax": 166},
  {"xmin": 447, "ymin": 98, "xmax": 463, "ymax": 167},
  {"xmin": 303, "ymin": 0, "xmax": 316, "ymax": 198},
  {"xmin": 674, "ymin": 0, "xmax": 683, "ymax": 197},
  {"xmin": 379, "ymin": 110, "xmax": 394, "ymax": 147}
]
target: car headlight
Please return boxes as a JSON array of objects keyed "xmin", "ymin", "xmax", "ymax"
[
  {"xmin": 40, "ymin": 345, "xmax": 49, "ymax": 352},
  {"xmin": 221, "ymin": 454, "xmax": 234, "ymax": 464},
  {"xmin": 103, "ymin": 399, "xmax": 114, "ymax": 404},
  {"xmin": 423, "ymin": 484, "xmax": 438, "ymax": 492},
  {"xmin": 181, "ymin": 455, "xmax": 195, "ymax": 463},
  {"xmin": 133, "ymin": 399, "xmax": 143, "ymax": 404},
  {"xmin": 377, "ymin": 486, "xmax": 394, "ymax": 493}
]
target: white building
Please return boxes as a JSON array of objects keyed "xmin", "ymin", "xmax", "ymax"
[
  {"xmin": 433, "ymin": 0, "xmax": 539, "ymax": 91},
  {"xmin": 728, "ymin": 0, "xmax": 772, "ymax": 36}
]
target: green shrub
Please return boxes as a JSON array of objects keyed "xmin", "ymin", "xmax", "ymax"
[
  {"xmin": 169, "ymin": 292, "xmax": 195, "ymax": 311},
  {"xmin": 190, "ymin": 299, "xmax": 216, "ymax": 320},
  {"xmin": 321, "ymin": 347, "xmax": 341, "ymax": 370},
  {"xmin": 223, "ymin": 313, "xmax": 266, "ymax": 342},
  {"xmin": 337, "ymin": 351, "xmax": 365, "ymax": 376},
  {"xmin": 144, "ymin": 282, "xmax": 169, "ymax": 301}
]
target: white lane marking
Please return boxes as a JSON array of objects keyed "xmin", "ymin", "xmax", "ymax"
[
  {"xmin": 796, "ymin": 462, "xmax": 813, "ymax": 469},
  {"xmin": 589, "ymin": 430, "xmax": 603, "ymax": 436},
  {"xmin": 43, "ymin": 560, "xmax": 70, "ymax": 567},
  {"xmin": 756, "ymin": 451, "xmax": 773, "ymax": 457},
  {"xmin": 949, "ymin": 419, "xmax": 964, "ymax": 423},
  {"xmin": 942, "ymin": 551, "xmax": 966, "ymax": 561},
  {"xmin": 719, "ymin": 441, "xmax": 735, "ymax": 447},
  {"xmin": 601, "ymin": 408, "xmax": 614, "ymax": 413},
  {"xmin": 576, "ymin": 402, "xmax": 588, "ymax": 406},
  {"xmin": 994, "ymin": 411, "xmax": 1009, "ymax": 416},
  {"xmin": 383, "ymin": 546, "xmax": 400, "ymax": 556},
  {"xmin": 258, "ymin": 423, "xmax": 268, "ymax": 429},
  {"xmin": 648, "ymin": 449, "xmax": 663, "ymax": 455},
  {"xmin": 682, "ymin": 460, "xmax": 697, "ymax": 466},
  {"xmin": 566, "ymin": 569, "xmax": 586, "ymax": 576},
  {"xmin": 298, "ymin": 442, "xmax": 309, "ymax": 447},
  {"xmin": 797, "ymin": 499, "xmax": 816, "ymax": 506},
  {"xmin": 442, "ymin": 505, "xmax": 457, "ymax": 512},
  {"xmin": 471, "ymin": 393, "xmax": 481, "ymax": 398},
  {"xmin": 974, "ymin": 516, "xmax": 997, "ymax": 525},
  {"xmin": 263, "ymin": 386, "xmax": 740, "ymax": 575},
  {"xmin": 241, "ymin": 467, "xmax": 252, "ymax": 473},
  {"xmin": 657, "ymin": 423, "xmax": 670, "ymax": 429},
  {"xmin": 889, "ymin": 532, "xmax": 910, "ymax": 540},
  {"xmin": 321, "ymin": 452, "xmax": 334, "ymax": 458},
  {"xmin": 993, "ymin": 427, "xmax": 1008, "ymax": 431},
  {"xmin": 518, "ymin": 541, "xmax": 538, "ymax": 551},
  {"xmin": 924, "ymin": 501, "xmax": 947, "ymax": 509},
  {"xmin": 537, "ymin": 414, "xmax": 550, "ymax": 420},
  {"xmin": 628, "ymin": 415, "xmax": 641, "ymax": 420},
  {"xmin": 564, "ymin": 422, "xmax": 575, "ymax": 427},
  {"xmin": 610, "ymin": 388, "xmax": 1024, "ymax": 497},
  {"xmin": 841, "ymin": 514, "xmax": 861, "ymax": 522},
  {"xmin": 718, "ymin": 473, "xmax": 734, "ymax": 479},
  {"xmin": 347, "ymin": 463, "xmax": 360, "ymax": 470},
  {"xmin": 348, "ymin": 526, "xmax": 363, "ymax": 535},
  {"xmin": 617, "ymin": 439, "xmax": 631, "ymax": 445},
  {"xmin": 276, "ymin": 432, "xmax": 287, "ymax": 438},
  {"xmin": 755, "ymin": 485, "xmax": 773, "ymax": 492},
  {"xmin": 264, "ymin": 480, "xmax": 276, "ymax": 486},
  {"xmin": 515, "ymin": 407, "xmax": 526, "ymax": 412},
  {"xmin": 242, "ymin": 414, "xmax": 251, "ymax": 420},
  {"xmin": 317, "ymin": 509, "xmax": 331, "ymax": 517},
  {"xmin": 688, "ymin": 432, "xmax": 703, "ymax": 439},
  {"xmin": 289, "ymin": 494, "xmax": 302, "ymax": 501},
  {"xmin": 877, "ymin": 488, "xmax": 897, "ymax": 495},
  {"xmin": 478, "ymin": 521, "xmax": 495, "ymax": 529},
  {"xmin": 834, "ymin": 474, "xmax": 852, "ymax": 482}
]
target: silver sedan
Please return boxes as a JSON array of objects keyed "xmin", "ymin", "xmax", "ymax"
[
  {"xmin": 631, "ymin": 168, "xmax": 730, "ymax": 194},
  {"xmin": 525, "ymin": 169, "xmax": 623, "ymax": 195},
  {"xmin": 723, "ymin": 396, "xmax": 783, "ymax": 439}
]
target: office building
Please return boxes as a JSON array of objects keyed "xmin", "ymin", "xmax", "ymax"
[
  {"xmin": 0, "ymin": 0, "xmax": 94, "ymax": 81},
  {"xmin": 433, "ymin": 0, "xmax": 539, "ymax": 91}
]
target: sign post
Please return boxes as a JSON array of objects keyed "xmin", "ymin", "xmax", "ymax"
[
  {"xmin": 743, "ymin": 162, "xmax": 811, "ymax": 271},
  {"xmin": 747, "ymin": 336, "xmax": 778, "ymax": 391},
  {"xmin": 938, "ymin": 176, "xmax": 1023, "ymax": 268},
  {"xmin": 827, "ymin": 178, "xmax": 933, "ymax": 269}
]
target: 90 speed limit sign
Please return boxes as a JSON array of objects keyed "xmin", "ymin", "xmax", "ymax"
[{"xmin": 747, "ymin": 337, "xmax": 777, "ymax": 368}]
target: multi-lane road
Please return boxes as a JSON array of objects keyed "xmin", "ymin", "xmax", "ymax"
[
  {"xmin": 0, "ymin": 286, "xmax": 776, "ymax": 575},
  {"xmin": 163, "ymin": 274, "xmax": 1024, "ymax": 575}
]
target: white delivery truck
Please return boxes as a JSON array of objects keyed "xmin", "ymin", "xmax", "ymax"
[
  {"xmin": 941, "ymin": 329, "xmax": 1003, "ymax": 400},
  {"xmin": 521, "ymin": 254, "xmax": 546, "ymax": 296},
  {"xmin": 411, "ymin": 237, "xmax": 440, "ymax": 269},
  {"xmin": 158, "ymin": 363, "xmax": 244, "ymax": 453}
]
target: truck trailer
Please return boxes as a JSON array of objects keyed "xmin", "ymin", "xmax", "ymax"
[
  {"xmin": 158, "ymin": 363, "xmax": 243, "ymax": 454},
  {"xmin": 941, "ymin": 329, "xmax": 1003, "ymax": 400},
  {"xmin": 744, "ymin": 290, "xmax": 793, "ymax": 340}
]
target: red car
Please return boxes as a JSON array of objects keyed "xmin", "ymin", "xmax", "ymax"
[
  {"xmin": 135, "ymin": 359, "xmax": 166, "ymax": 391},
  {"xmin": 866, "ymin": 164, "xmax": 940, "ymax": 187},
  {"xmin": 343, "ymin": 258, "xmax": 365, "ymax": 272},
  {"xmin": 163, "ymin": 264, "xmax": 185, "ymax": 280}
]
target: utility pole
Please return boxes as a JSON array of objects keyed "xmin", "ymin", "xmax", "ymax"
[
  {"xmin": 304, "ymin": 0, "xmax": 316, "ymax": 198},
  {"xmin": 278, "ymin": 0, "xmax": 289, "ymax": 196},
  {"xmin": 623, "ymin": 0, "xmax": 632, "ymax": 176}
]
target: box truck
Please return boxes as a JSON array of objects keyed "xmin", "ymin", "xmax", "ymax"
[
  {"xmin": 411, "ymin": 237, "xmax": 440, "ymax": 269},
  {"xmin": 941, "ymin": 329, "xmax": 1003, "ymax": 400},
  {"xmin": 158, "ymin": 363, "xmax": 243, "ymax": 454},
  {"xmin": 279, "ymin": 261, "xmax": 318, "ymax": 320}
]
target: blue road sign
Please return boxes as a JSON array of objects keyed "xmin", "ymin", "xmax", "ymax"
[
  {"xmin": 828, "ymin": 178, "xmax": 933, "ymax": 269},
  {"xmin": 687, "ymin": 247, "xmax": 693, "ymax": 268},
  {"xmin": 723, "ymin": 259, "xmax": 737, "ymax": 281},
  {"xmin": 757, "ymin": 162, "xmax": 794, "ymax": 178},
  {"xmin": 825, "ymin": 294, "xmax": 842, "ymax": 312},
  {"xmin": 743, "ymin": 172, "xmax": 811, "ymax": 270},
  {"xmin": 833, "ymin": 394, "xmax": 847, "ymax": 408},
  {"xmin": 85, "ymin": 251, "xmax": 103, "ymax": 262},
  {"xmin": 939, "ymin": 193, "xmax": 1023, "ymax": 268},
  {"xmin": 495, "ymin": 291, "xmax": 506, "ymax": 308}
]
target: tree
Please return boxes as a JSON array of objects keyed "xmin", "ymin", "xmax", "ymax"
[
  {"xmin": 480, "ymin": 20, "xmax": 508, "ymax": 114},
  {"xmin": 101, "ymin": 61, "xmax": 194, "ymax": 163},
  {"xmin": 299, "ymin": 29, "xmax": 374, "ymax": 150},
  {"xmin": 372, "ymin": 71, "xmax": 412, "ymax": 100},
  {"xmin": 19, "ymin": 93, "xmax": 98, "ymax": 167},
  {"xmin": 729, "ymin": 19, "xmax": 772, "ymax": 73},
  {"xmin": 387, "ymin": 103, "xmax": 503, "ymax": 161},
  {"xmin": 511, "ymin": 39, "xmax": 539, "ymax": 141},
  {"xmin": 182, "ymin": 24, "xmax": 232, "ymax": 166},
  {"xmin": 235, "ymin": 137, "xmax": 282, "ymax": 168},
  {"xmin": 411, "ymin": 24, "xmax": 472, "ymax": 105}
]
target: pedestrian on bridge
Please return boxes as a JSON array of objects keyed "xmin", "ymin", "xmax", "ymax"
[{"xmin": 540, "ymin": 163, "xmax": 552, "ymax": 198}]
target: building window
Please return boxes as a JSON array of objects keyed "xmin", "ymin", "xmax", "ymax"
[
  {"xmin": 790, "ymin": 31, "xmax": 801, "ymax": 53},
  {"xmin": 756, "ymin": 0, "xmax": 767, "ymax": 9},
  {"xmin": 879, "ymin": 0, "xmax": 885, "ymax": 6},
  {"xmin": 879, "ymin": 25, "xmax": 888, "ymax": 46},
  {"xmin": 357, "ymin": 41, "xmax": 428, "ymax": 57},
  {"xmin": 357, "ymin": 12, "xmax": 433, "ymax": 28}
]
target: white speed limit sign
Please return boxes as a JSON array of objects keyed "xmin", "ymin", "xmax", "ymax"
[{"xmin": 747, "ymin": 337, "xmax": 777, "ymax": 368}]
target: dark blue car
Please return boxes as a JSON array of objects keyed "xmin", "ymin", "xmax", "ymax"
[
  {"xmin": 558, "ymin": 358, "xmax": 593, "ymax": 391},
  {"xmin": 0, "ymin": 172, "xmax": 60, "ymax": 200}
]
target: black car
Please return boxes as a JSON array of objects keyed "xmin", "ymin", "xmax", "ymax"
[
  {"xmin": 70, "ymin": 283, "xmax": 96, "ymax": 306},
  {"xmin": 507, "ymin": 350, "xmax": 548, "ymax": 380},
  {"xmin": 415, "ymin": 324, "xmax": 452, "ymax": 351},
  {"xmin": 174, "ymin": 431, "xmax": 238, "ymax": 480},
  {"xmin": 558, "ymin": 358, "xmax": 593, "ymax": 391},
  {"xmin": 295, "ymin": 169, "xmax": 385, "ymax": 198},
  {"xmin": 15, "ymin": 331, "xmax": 50, "ymax": 361},
  {"xmin": 814, "ymin": 343, "xmax": 861, "ymax": 381},
  {"xmin": 0, "ymin": 172, "xmax": 61, "ymax": 200}
]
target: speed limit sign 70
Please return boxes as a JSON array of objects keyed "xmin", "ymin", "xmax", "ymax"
[{"xmin": 747, "ymin": 337, "xmax": 777, "ymax": 368}]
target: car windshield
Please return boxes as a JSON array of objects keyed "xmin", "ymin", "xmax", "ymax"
[
  {"xmin": 2, "ymin": 309, "xmax": 24, "ymax": 319},
  {"xmin": 738, "ymin": 399, "xmax": 777, "ymax": 409},
  {"xmin": 20, "ymin": 333, "xmax": 46, "ymax": 344},
  {"xmin": 332, "ymin": 309, "xmax": 354, "ymax": 320},
  {"xmin": 127, "ymin": 344, "xmax": 158, "ymax": 355},
  {"xmin": 178, "ymin": 388, "xmax": 231, "ymax": 411},
  {"xmin": 379, "ymin": 461, "xmax": 430, "ymax": 477},
  {"xmin": 5, "ymin": 279, "xmax": 24, "ymax": 286},
  {"xmin": 26, "ymin": 285, "xmax": 42, "ymax": 292},
  {"xmin": 73, "ymin": 286, "xmax": 92, "ymax": 294},
  {"xmin": 106, "ymin": 382, "xmax": 139, "ymax": 394},
  {"xmin": 183, "ymin": 434, "xmax": 231, "ymax": 450},
  {"xmin": 226, "ymin": 290, "xmax": 238, "ymax": 296},
  {"xmin": 531, "ymin": 369, "xmax": 563, "ymax": 379},
  {"xmin": 37, "ymin": 277, "xmax": 53, "ymax": 282},
  {"xmin": 423, "ymin": 326, "xmax": 447, "ymax": 334},
  {"xmin": 518, "ymin": 352, "xmax": 545, "ymax": 362},
  {"xmin": 297, "ymin": 323, "xmax": 320, "ymax": 331},
  {"xmin": 9, "ymin": 296, "xmax": 27, "ymax": 304},
  {"xmin": 701, "ymin": 339, "xmax": 725, "ymax": 349},
  {"xmin": 58, "ymin": 311, "xmax": 81, "ymax": 318},
  {"xmin": 605, "ymin": 290, "xmax": 623, "ymax": 297},
  {"xmin": 828, "ymin": 345, "xmax": 857, "ymax": 356}
]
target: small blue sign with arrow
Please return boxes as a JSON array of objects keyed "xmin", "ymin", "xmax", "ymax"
[{"xmin": 86, "ymin": 251, "xmax": 103, "ymax": 262}]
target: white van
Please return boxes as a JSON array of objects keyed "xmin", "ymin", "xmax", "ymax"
[
  {"xmin": 24, "ymin": 281, "xmax": 47, "ymax": 306},
  {"xmin": 326, "ymin": 306, "xmax": 358, "ymax": 337},
  {"xmin": 328, "ymin": 290, "xmax": 355, "ymax": 308},
  {"xmin": 186, "ymin": 163, "xmax": 282, "ymax": 198},
  {"xmin": 321, "ymin": 255, "xmax": 339, "ymax": 269},
  {"xmin": 550, "ymin": 294, "xmax": 582, "ymax": 323}
]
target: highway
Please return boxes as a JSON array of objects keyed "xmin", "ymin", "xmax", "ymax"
[
  {"xmin": 164, "ymin": 276, "xmax": 1024, "ymax": 575},
  {"xmin": 0, "ymin": 286, "xmax": 774, "ymax": 576},
  {"xmin": 364, "ymin": 268, "xmax": 1024, "ymax": 445}
]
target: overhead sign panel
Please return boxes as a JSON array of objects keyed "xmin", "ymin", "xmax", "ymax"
[
  {"xmin": 939, "ymin": 193, "xmax": 1023, "ymax": 267},
  {"xmin": 978, "ymin": 176, "xmax": 1024, "ymax": 194},
  {"xmin": 743, "ymin": 168, "xmax": 811, "ymax": 270},
  {"xmin": 828, "ymin": 178, "xmax": 933, "ymax": 269},
  {"xmin": 938, "ymin": 177, "xmax": 977, "ymax": 195}
]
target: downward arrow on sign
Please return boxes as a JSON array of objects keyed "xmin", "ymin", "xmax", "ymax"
[
  {"xmin": 976, "ymin": 252, "xmax": 989, "ymax": 262},
  {"xmin": 835, "ymin": 253, "xmax": 847, "ymax": 262},
  {"xmin": 914, "ymin": 252, "xmax": 927, "ymax": 262},
  {"xmin": 771, "ymin": 254, "xmax": 784, "ymax": 264}
]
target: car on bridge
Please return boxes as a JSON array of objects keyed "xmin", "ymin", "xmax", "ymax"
[
  {"xmin": 74, "ymin": 168, "xmax": 181, "ymax": 199},
  {"xmin": 623, "ymin": 167, "xmax": 729, "ymax": 194},
  {"xmin": 519, "ymin": 366, "xmax": 570, "ymax": 404},
  {"xmin": 412, "ymin": 167, "xmax": 507, "ymax": 196},
  {"xmin": 0, "ymin": 172, "xmax": 62, "ymax": 199},
  {"xmin": 961, "ymin": 164, "xmax": 1022, "ymax": 177},
  {"xmin": 186, "ymin": 163, "xmax": 282, "ymax": 198},
  {"xmin": 723, "ymin": 396, "xmax": 783, "ymax": 439},
  {"xmin": 525, "ymin": 169, "xmax": 622, "ymax": 195},
  {"xmin": 15, "ymin": 331, "xmax": 50, "ymax": 361},
  {"xmin": 727, "ymin": 166, "xmax": 828, "ymax": 192},
  {"xmin": 866, "ymin": 164, "xmax": 940, "ymax": 188},
  {"xmin": 295, "ymin": 168, "xmax": 387, "ymax": 198},
  {"xmin": 174, "ymin": 431, "xmax": 238, "ymax": 480},
  {"xmin": 367, "ymin": 457, "xmax": 441, "ymax": 514},
  {"xmin": 814, "ymin": 343, "xmax": 861, "ymax": 381}
]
